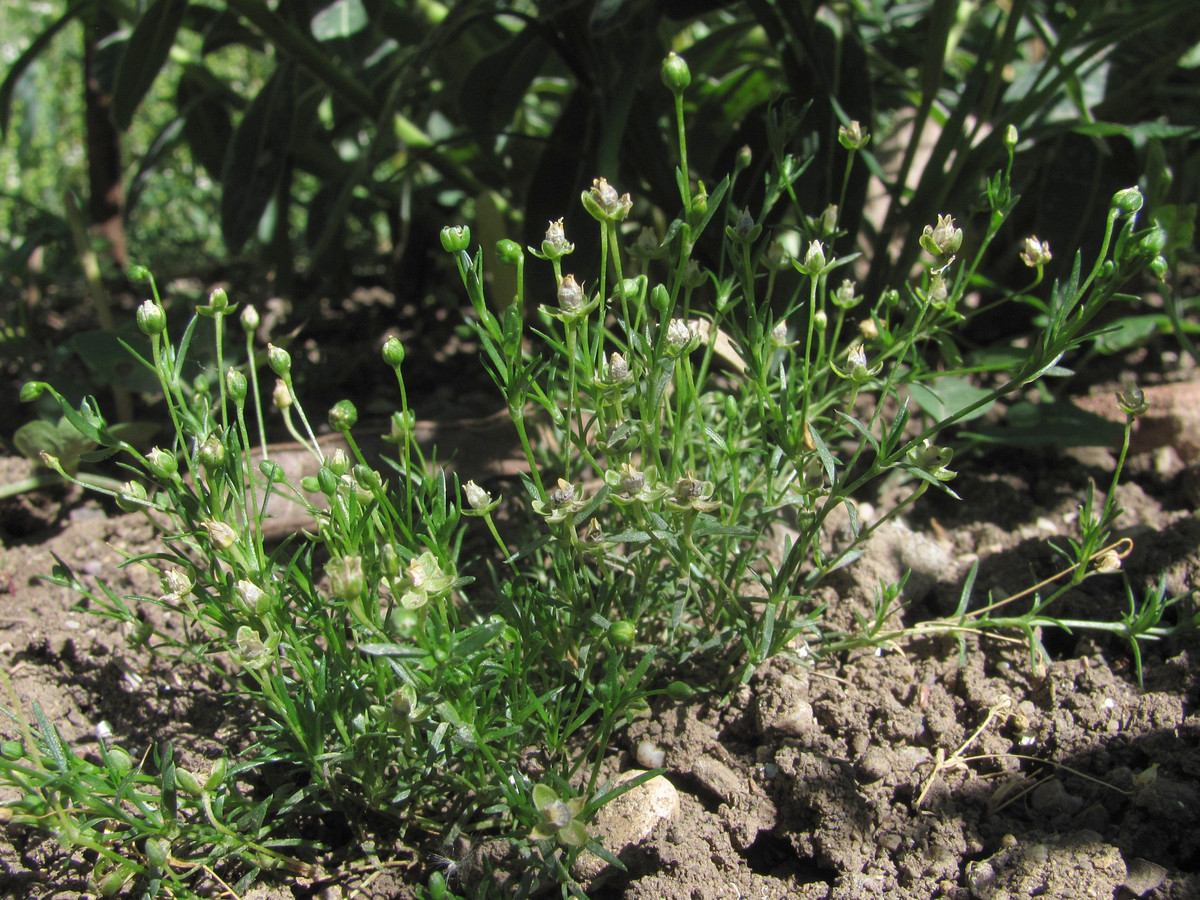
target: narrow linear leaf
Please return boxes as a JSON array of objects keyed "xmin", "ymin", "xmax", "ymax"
[{"xmin": 112, "ymin": 0, "xmax": 191, "ymax": 130}]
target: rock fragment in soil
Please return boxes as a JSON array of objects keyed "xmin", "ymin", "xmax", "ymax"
[
  {"xmin": 575, "ymin": 769, "xmax": 679, "ymax": 885},
  {"xmin": 966, "ymin": 830, "xmax": 1125, "ymax": 899}
]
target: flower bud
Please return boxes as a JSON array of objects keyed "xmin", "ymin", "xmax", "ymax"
[
  {"xmin": 859, "ymin": 318, "xmax": 879, "ymax": 341},
  {"xmin": 666, "ymin": 680, "xmax": 695, "ymax": 701},
  {"xmin": 661, "ymin": 51, "xmax": 691, "ymax": 94},
  {"xmin": 609, "ymin": 619, "xmax": 636, "ymax": 648},
  {"xmin": 327, "ymin": 447, "xmax": 351, "ymax": 477},
  {"xmin": 688, "ymin": 182, "xmax": 708, "ymax": 226},
  {"xmin": 127, "ymin": 264, "xmax": 152, "ymax": 282},
  {"xmin": 440, "ymin": 225, "xmax": 471, "ymax": 253},
  {"xmin": 817, "ymin": 204, "xmax": 839, "ymax": 238},
  {"xmin": 604, "ymin": 351, "xmax": 632, "ymax": 385},
  {"xmin": 380, "ymin": 542, "xmax": 400, "ymax": 579},
  {"xmin": 240, "ymin": 304, "xmax": 259, "ymax": 333},
  {"xmin": 203, "ymin": 758, "xmax": 228, "ymax": 793},
  {"xmin": 225, "ymin": 368, "xmax": 247, "ymax": 404},
  {"xmin": 272, "ymin": 378, "xmax": 292, "ymax": 410},
  {"xmin": 1116, "ymin": 384, "xmax": 1149, "ymax": 419},
  {"xmin": 116, "ymin": 480, "xmax": 148, "ymax": 513},
  {"xmin": 207, "ymin": 287, "xmax": 230, "ymax": 313},
  {"xmin": 382, "ymin": 336, "xmax": 405, "ymax": 368},
  {"xmin": 726, "ymin": 207, "xmax": 760, "ymax": 244},
  {"xmin": 735, "ymin": 145, "xmax": 752, "ymax": 173},
  {"xmin": 174, "ymin": 767, "xmax": 203, "ymax": 796},
  {"xmin": 796, "ymin": 240, "xmax": 827, "ymax": 276},
  {"xmin": 316, "ymin": 465, "xmax": 340, "ymax": 497},
  {"xmin": 354, "ymin": 465, "xmax": 382, "ymax": 491},
  {"xmin": 136, "ymin": 300, "xmax": 166, "ymax": 336},
  {"xmin": 144, "ymin": 837, "xmax": 168, "ymax": 869},
  {"xmin": 146, "ymin": 447, "xmax": 178, "ymax": 480},
  {"xmin": 19, "ymin": 381, "xmax": 46, "ymax": 402},
  {"xmin": 267, "ymin": 344, "xmax": 291, "ymax": 377},
  {"xmin": 329, "ymin": 399, "xmax": 357, "ymax": 433},
  {"xmin": 496, "ymin": 239, "xmax": 523, "ymax": 267},
  {"xmin": 235, "ymin": 580, "xmax": 265, "ymax": 615},
  {"xmin": 1005, "ymin": 125, "xmax": 1019, "ymax": 149},
  {"xmin": 328, "ymin": 555, "xmax": 365, "ymax": 601},
  {"xmin": 259, "ymin": 459, "xmax": 284, "ymax": 482},
  {"xmin": 764, "ymin": 240, "xmax": 791, "ymax": 271},
  {"xmin": 770, "ymin": 319, "xmax": 790, "ymax": 349},
  {"xmin": 832, "ymin": 279, "xmax": 858, "ymax": 309},
  {"xmin": 202, "ymin": 520, "xmax": 239, "ymax": 551},
  {"xmin": 464, "ymin": 479, "xmax": 493, "ymax": 511},
  {"xmin": 558, "ymin": 274, "xmax": 584, "ymax": 311},
  {"xmin": 1111, "ymin": 187, "xmax": 1143, "ymax": 217},
  {"xmin": 198, "ymin": 434, "xmax": 226, "ymax": 472}
]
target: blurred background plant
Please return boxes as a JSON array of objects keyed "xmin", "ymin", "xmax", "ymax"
[{"xmin": 4, "ymin": 0, "xmax": 1198, "ymax": 298}]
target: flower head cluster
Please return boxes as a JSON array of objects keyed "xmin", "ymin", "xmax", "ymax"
[
  {"xmin": 605, "ymin": 462, "xmax": 668, "ymax": 507},
  {"xmin": 663, "ymin": 318, "xmax": 699, "ymax": 355},
  {"xmin": 398, "ymin": 551, "xmax": 456, "ymax": 611},
  {"xmin": 582, "ymin": 177, "xmax": 632, "ymax": 224},
  {"xmin": 598, "ymin": 351, "xmax": 634, "ymax": 389},
  {"xmin": 666, "ymin": 473, "xmax": 719, "ymax": 514},
  {"xmin": 906, "ymin": 439, "xmax": 956, "ymax": 482},
  {"xmin": 1020, "ymin": 236, "xmax": 1052, "ymax": 268},
  {"xmin": 838, "ymin": 120, "xmax": 870, "ymax": 150},
  {"xmin": 530, "ymin": 784, "xmax": 588, "ymax": 847},
  {"xmin": 920, "ymin": 214, "xmax": 963, "ymax": 260},
  {"xmin": 831, "ymin": 343, "xmax": 883, "ymax": 385},
  {"xmin": 543, "ymin": 274, "xmax": 599, "ymax": 323},
  {"xmin": 532, "ymin": 477, "xmax": 586, "ymax": 524},
  {"xmin": 540, "ymin": 218, "xmax": 575, "ymax": 260}
]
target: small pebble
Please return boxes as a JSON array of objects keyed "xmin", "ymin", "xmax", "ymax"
[
  {"xmin": 636, "ymin": 740, "xmax": 665, "ymax": 769},
  {"xmin": 855, "ymin": 746, "xmax": 890, "ymax": 783}
]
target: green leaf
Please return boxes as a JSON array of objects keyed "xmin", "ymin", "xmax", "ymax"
[
  {"xmin": 311, "ymin": 0, "xmax": 368, "ymax": 40},
  {"xmin": 13, "ymin": 419, "xmax": 97, "ymax": 476},
  {"xmin": 112, "ymin": 0, "xmax": 191, "ymax": 130},
  {"xmin": 220, "ymin": 63, "xmax": 297, "ymax": 253},
  {"xmin": 964, "ymin": 400, "xmax": 1123, "ymax": 448},
  {"xmin": 907, "ymin": 376, "xmax": 995, "ymax": 423}
]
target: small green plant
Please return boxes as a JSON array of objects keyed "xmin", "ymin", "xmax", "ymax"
[
  {"xmin": 444, "ymin": 53, "xmax": 1179, "ymax": 693},
  {"xmin": 1, "ymin": 47, "xmax": 1187, "ymax": 900}
]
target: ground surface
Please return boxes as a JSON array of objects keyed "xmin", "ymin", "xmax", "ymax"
[{"xmin": 2, "ymin": 294, "xmax": 1199, "ymax": 898}]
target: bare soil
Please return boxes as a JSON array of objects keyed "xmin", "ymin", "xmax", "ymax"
[{"xmin": 2, "ymin": 306, "xmax": 1199, "ymax": 898}]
